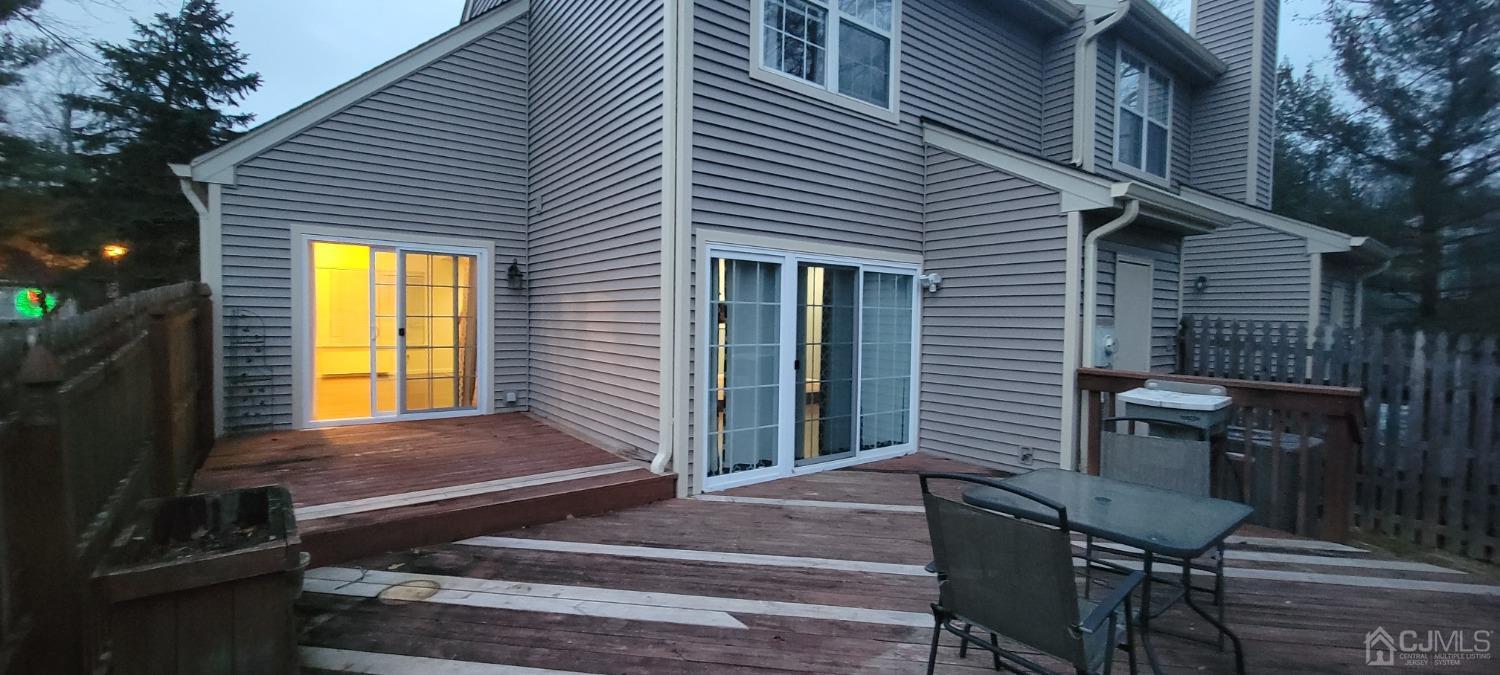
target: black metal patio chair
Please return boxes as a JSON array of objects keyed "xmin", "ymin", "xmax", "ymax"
[
  {"xmin": 920, "ymin": 472, "xmax": 1142, "ymax": 675},
  {"xmin": 1084, "ymin": 417, "xmax": 1228, "ymax": 647}
]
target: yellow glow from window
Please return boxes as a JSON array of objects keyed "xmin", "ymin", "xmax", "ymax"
[{"xmin": 312, "ymin": 242, "xmax": 373, "ymax": 421}]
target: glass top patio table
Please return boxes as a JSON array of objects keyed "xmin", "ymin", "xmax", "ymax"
[{"xmin": 961, "ymin": 468, "xmax": 1254, "ymax": 559}]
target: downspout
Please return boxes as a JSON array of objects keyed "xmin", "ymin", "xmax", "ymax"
[
  {"xmin": 1353, "ymin": 259, "xmax": 1392, "ymax": 328},
  {"xmin": 1081, "ymin": 199, "xmax": 1141, "ymax": 368},
  {"xmin": 1070, "ymin": 0, "xmax": 1131, "ymax": 170},
  {"xmin": 172, "ymin": 165, "xmax": 208, "ymax": 218},
  {"xmin": 653, "ymin": 0, "xmax": 694, "ymax": 483},
  {"xmin": 652, "ymin": 0, "xmax": 683, "ymax": 476},
  {"xmin": 1307, "ymin": 252, "xmax": 1323, "ymax": 335}
]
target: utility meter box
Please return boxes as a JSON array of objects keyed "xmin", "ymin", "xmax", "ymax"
[{"xmin": 1117, "ymin": 379, "xmax": 1234, "ymax": 439}]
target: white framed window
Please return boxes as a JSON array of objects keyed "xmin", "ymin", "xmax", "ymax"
[
  {"xmin": 1115, "ymin": 47, "xmax": 1172, "ymax": 180},
  {"xmin": 699, "ymin": 243, "xmax": 920, "ymax": 492},
  {"xmin": 751, "ymin": 0, "xmax": 902, "ymax": 122}
]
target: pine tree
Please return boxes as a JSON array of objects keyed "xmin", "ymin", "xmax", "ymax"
[
  {"xmin": 1281, "ymin": 0, "xmax": 1500, "ymax": 325},
  {"xmin": 66, "ymin": 0, "xmax": 259, "ymax": 284}
]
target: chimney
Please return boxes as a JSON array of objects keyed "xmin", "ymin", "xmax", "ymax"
[{"xmin": 1190, "ymin": 0, "xmax": 1278, "ymax": 208}]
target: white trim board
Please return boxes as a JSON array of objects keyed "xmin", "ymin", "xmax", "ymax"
[
  {"xmin": 692, "ymin": 495, "xmax": 924, "ymax": 513},
  {"xmin": 304, "ymin": 567, "xmax": 933, "ymax": 628},
  {"xmin": 459, "ymin": 536, "xmax": 933, "ymax": 577},
  {"xmin": 1086, "ymin": 539, "xmax": 1461, "ymax": 575},
  {"xmin": 300, "ymin": 648, "xmax": 594, "ymax": 675},
  {"xmin": 188, "ymin": 0, "xmax": 530, "ymax": 184},
  {"xmin": 295, "ymin": 463, "xmax": 641, "ymax": 521},
  {"xmin": 289, "ymin": 225, "xmax": 496, "ymax": 430},
  {"xmin": 1224, "ymin": 535, "xmax": 1364, "ymax": 553}
]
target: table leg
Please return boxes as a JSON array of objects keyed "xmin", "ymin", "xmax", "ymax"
[
  {"xmin": 1179, "ymin": 559, "xmax": 1245, "ymax": 675},
  {"xmin": 1138, "ymin": 553, "xmax": 1164, "ymax": 674}
]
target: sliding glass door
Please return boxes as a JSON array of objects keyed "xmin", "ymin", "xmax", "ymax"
[
  {"xmin": 704, "ymin": 247, "xmax": 918, "ymax": 490},
  {"xmin": 796, "ymin": 263, "xmax": 858, "ymax": 466},
  {"xmin": 309, "ymin": 240, "xmax": 482, "ymax": 424}
]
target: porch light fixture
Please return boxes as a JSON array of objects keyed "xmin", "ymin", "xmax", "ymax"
[
  {"xmin": 919, "ymin": 272, "xmax": 943, "ymax": 294},
  {"xmin": 102, "ymin": 243, "xmax": 129, "ymax": 261},
  {"xmin": 506, "ymin": 260, "xmax": 524, "ymax": 290},
  {"xmin": 1193, "ymin": 275, "xmax": 1209, "ymax": 293}
]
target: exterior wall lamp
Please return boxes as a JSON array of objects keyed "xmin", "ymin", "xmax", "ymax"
[
  {"xmin": 919, "ymin": 272, "xmax": 943, "ymax": 294},
  {"xmin": 1192, "ymin": 275, "xmax": 1209, "ymax": 293},
  {"xmin": 506, "ymin": 260, "xmax": 525, "ymax": 290}
]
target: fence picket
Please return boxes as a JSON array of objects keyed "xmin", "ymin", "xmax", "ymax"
[
  {"xmin": 1178, "ymin": 320, "xmax": 1497, "ymax": 561},
  {"xmin": 1470, "ymin": 338, "xmax": 1498, "ymax": 560},
  {"xmin": 1446, "ymin": 336, "xmax": 1473, "ymax": 554}
]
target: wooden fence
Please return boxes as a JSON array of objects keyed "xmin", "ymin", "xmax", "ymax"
[
  {"xmin": 1077, "ymin": 368, "xmax": 1365, "ymax": 544},
  {"xmin": 1178, "ymin": 318, "xmax": 1498, "ymax": 562},
  {"xmin": 0, "ymin": 282, "xmax": 214, "ymax": 673}
]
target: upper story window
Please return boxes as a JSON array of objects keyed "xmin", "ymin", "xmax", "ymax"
[
  {"xmin": 754, "ymin": 0, "xmax": 900, "ymax": 119},
  {"xmin": 1116, "ymin": 49, "xmax": 1172, "ymax": 180}
]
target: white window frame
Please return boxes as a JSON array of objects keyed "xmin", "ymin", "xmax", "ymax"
[
  {"xmin": 1114, "ymin": 45, "xmax": 1173, "ymax": 183},
  {"xmin": 749, "ymin": 0, "xmax": 903, "ymax": 124},
  {"xmin": 698, "ymin": 243, "xmax": 921, "ymax": 492},
  {"xmin": 289, "ymin": 224, "xmax": 496, "ymax": 430}
]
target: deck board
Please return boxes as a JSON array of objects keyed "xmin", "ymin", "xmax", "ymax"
[
  {"xmin": 195, "ymin": 413, "xmax": 627, "ymax": 507},
  {"xmin": 297, "ymin": 454, "xmax": 1500, "ymax": 673},
  {"xmin": 192, "ymin": 413, "xmax": 673, "ymax": 567}
]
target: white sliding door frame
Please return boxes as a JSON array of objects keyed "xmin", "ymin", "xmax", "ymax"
[
  {"xmin": 290, "ymin": 225, "xmax": 495, "ymax": 430},
  {"xmin": 699, "ymin": 243, "xmax": 921, "ymax": 493}
]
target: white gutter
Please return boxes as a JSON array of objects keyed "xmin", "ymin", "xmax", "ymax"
[
  {"xmin": 170, "ymin": 162, "xmax": 225, "ymax": 437},
  {"xmin": 652, "ymin": 0, "xmax": 682, "ymax": 476},
  {"xmin": 654, "ymin": 0, "xmax": 695, "ymax": 489},
  {"xmin": 1070, "ymin": 0, "xmax": 1131, "ymax": 170},
  {"xmin": 1081, "ymin": 199, "xmax": 1141, "ymax": 367}
]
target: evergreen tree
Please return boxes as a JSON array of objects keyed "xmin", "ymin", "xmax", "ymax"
[
  {"xmin": 1280, "ymin": 0, "xmax": 1500, "ymax": 326},
  {"xmin": 66, "ymin": 0, "xmax": 259, "ymax": 284}
]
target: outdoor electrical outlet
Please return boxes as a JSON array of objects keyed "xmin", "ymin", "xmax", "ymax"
[
  {"xmin": 504, "ymin": 391, "xmax": 518, "ymax": 406},
  {"xmin": 1020, "ymin": 448, "xmax": 1035, "ymax": 465}
]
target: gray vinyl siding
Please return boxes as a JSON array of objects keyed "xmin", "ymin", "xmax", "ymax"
[
  {"xmin": 1040, "ymin": 22, "xmax": 1083, "ymax": 163},
  {"xmin": 1253, "ymin": 0, "xmax": 1277, "ymax": 208},
  {"xmin": 690, "ymin": 0, "xmax": 1045, "ymax": 249},
  {"xmin": 217, "ymin": 21, "xmax": 531, "ymax": 431},
  {"xmin": 1094, "ymin": 229, "xmax": 1182, "ymax": 372},
  {"xmin": 527, "ymin": 0, "xmax": 664, "ymax": 454},
  {"xmin": 922, "ymin": 149, "xmax": 1066, "ymax": 471},
  {"xmin": 1181, "ymin": 221, "xmax": 1311, "ymax": 325},
  {"xmin": 1189, "ymin": 0, "xmax": 1260, "ymax": 204},
  {"xmin": 1093, "ymin": 35, "xmax": 1192, "ymax": 187},
  {"xmin": 466, "ymin": 0, "xmax": 511, "ymax": 21},
  {"xmin": 684, "ymin": 0, "xmax": 1050, "ymax": 491}
]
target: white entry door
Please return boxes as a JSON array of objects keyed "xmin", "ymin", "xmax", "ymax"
[
  {"xmin": 1113, "ymin": 257, "xmax": 1154, "ymax": 372},
  {"xmin": 302, "ymin": 238, "xmax": 490, "ymax": 426},
  {"xmin": 702, "ymin": 247, "xmax": 920, "ymax": 491}
]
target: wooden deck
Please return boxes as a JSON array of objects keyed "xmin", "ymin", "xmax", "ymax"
[
  {"xmin": 193, "ymin": 413, "xmax": 675, "ymax": 565},
  {"xmin": 295, "ymin": 454, "xmax": 1500, "ymax": 674}
]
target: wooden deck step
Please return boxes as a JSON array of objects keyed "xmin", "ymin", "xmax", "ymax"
[{"xmin": 297, "ymin": 467, "xmax": 674, "ymax": 567}]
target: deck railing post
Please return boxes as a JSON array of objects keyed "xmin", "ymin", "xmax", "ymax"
[
  {"xmin": 192, "ymin": 285, "xmax": 215, "ymax": 470},
  {"xmin": 6, "ymin": 339, "xmax": 82, "ymax": 673},
  {"xmin": 1320, "ymin": 412, "xmax": 1357, "ymax": 543}
]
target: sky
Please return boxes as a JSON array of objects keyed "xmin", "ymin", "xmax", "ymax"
[{"xmin": 12, "ymin": 0, "xmax": 1339, "ymax": 128}]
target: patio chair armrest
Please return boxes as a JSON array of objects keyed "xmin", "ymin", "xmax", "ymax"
[{"xmin": 1079, "ymin": 570, "xmax": 1145, "ymax": 635}]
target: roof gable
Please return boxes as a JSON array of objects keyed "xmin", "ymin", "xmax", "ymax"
[{"xmin": 187, "ymin": 0, "xmax": 528, "ymax": 184}]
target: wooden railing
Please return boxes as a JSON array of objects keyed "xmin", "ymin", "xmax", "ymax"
[
  {"xmin": 1181, "ymin": 320, "xmax": 1499, "ymax": 562},
  {"xmin": 1077, "ymin": 368, "xmax": 1365, "ymax": 543},
  {"xmin": 0, "ymin": 282, "xmax": 214, "ymax": 674}
]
